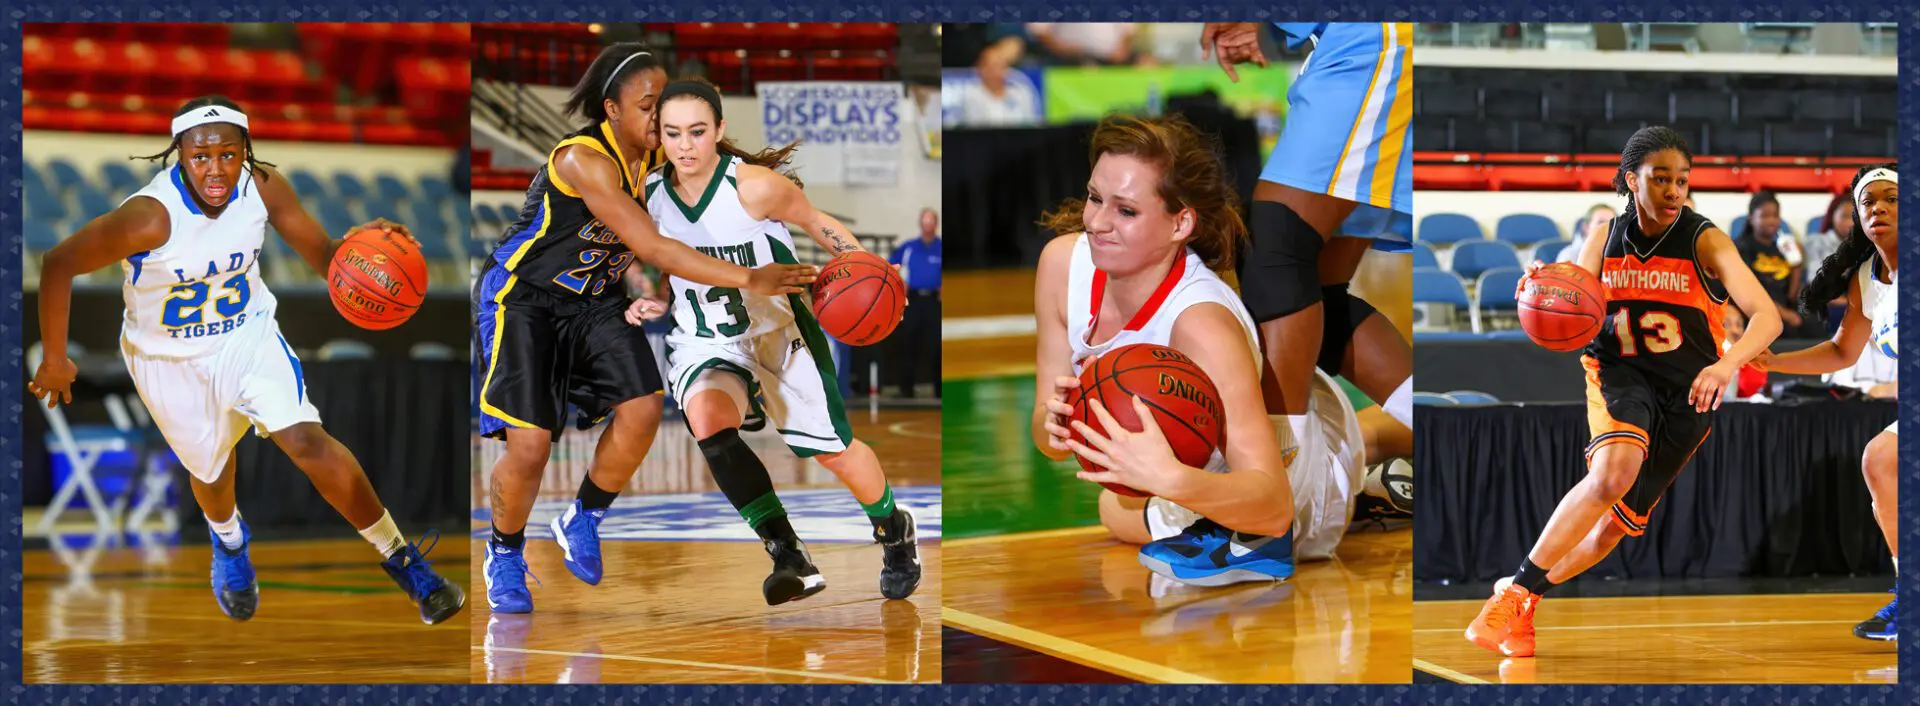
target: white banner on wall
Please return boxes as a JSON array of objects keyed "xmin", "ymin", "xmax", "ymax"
[{"xmin": 755, "ymin": 81, "xmax": 904, "ymax": 186}]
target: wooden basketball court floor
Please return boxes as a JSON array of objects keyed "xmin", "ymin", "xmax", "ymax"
[
  {"xmin": 1413, "ymin": 591, "xmax": 1899, "ymax": 684},
  {"xmin": 21, "ymin": 533, "xmax": 471, "ymax": 683},
  {"xmin": 469, "ymin": 408, "xmax": 942, "ymax": 684}
]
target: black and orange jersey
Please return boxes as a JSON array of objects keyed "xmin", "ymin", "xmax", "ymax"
[
  {"xmin": 1582, "ymin": 207, "xmax": 1730, "ymax": 388},
  {"xmin": 488, "ymin": 121, "xmax": 663, "ymax": 301}
]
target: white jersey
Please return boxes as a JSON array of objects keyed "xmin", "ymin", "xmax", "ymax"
[
  {"xmin": 1859, "ymin": 257, "xmax": 1898, "ymax": 362},
  {"xmin": 1066, "ymin": 234, "xmax": 1259, "ymax": 473},
  {"xmin": 646, "ymin": 154, "xmax": 798, "ymax": 347},
  {"xmin": 119, "ymin": 164, "xmax": 276, "ymax": 359}
]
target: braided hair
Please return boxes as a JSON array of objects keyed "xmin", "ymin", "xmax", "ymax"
[
  {"xmin": 1800, "ymin": 162, "xmax": 1896, "ymax": 322},
  {"xmin": 1612, "ymin": 125, "xmax": 1692, "ymax": 224}
]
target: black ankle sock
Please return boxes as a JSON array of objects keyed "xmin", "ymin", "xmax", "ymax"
[
  {"xmin": 577, "ymin": 475, "xmax": 620, "ymax": 512},
  {"xmin": 1514, "ymin": 558, "xmax": 1555, "ymax": 595},
  {"xmin": 491, "ymin": 525, "xmax": 525, "ymax": 551}
]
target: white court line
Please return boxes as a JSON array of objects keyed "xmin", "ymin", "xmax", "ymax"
[
  {"xmin": 472, "ymin": 645, "xmax": 906, "ymax": 684},
  {"xmin": 943, "ymin": 315, "xmax": 1035, "ymax": 340},
  {"xmin": 1413, "ymin": 618, "xmax": 1858, "ymax": 633}
]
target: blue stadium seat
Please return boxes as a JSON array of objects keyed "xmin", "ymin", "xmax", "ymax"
[
  {"xmin": 100, "ymin": 162, "xmax": 145, "ymax": 194},
  {"xmin": 25, "ymin": 220, "xmax": 61, "ymax": 252},
  {"xmin": 1806, "ymin": 215, "xmax": 1826, "ymax": 236},
  {"xmin": 1472, "ymin": 267, "xmax": 1525, "ymax": 333},
  {"xmin": 1413, "ymin": 391, "xmax": 1458, "ymax": 406},
  {"xmin": 374, "ymin": 174, "xmax": 412, "ymax": 203},
  {"xmin": 332, "ymin": 173, "xmax": 369, "ymax": 201},
  {"xmin": 417, "ymin": 176, "xmax": 453, "ymax": 202},
  {"xmin": 1451, "ymin": 241, "xmax": 1521, "ymax": 279},
  {"xmin": 410, "ymin": 221, "xmax": 455, "ymax": 261},
  {"xmin": 318, "ymin": 339, "xmax": 377, "ymax": 360},
  {"xmin": 75, "ymin": 189, "xmax": 116, "ymax": 222},
  {"xmin": 45, "ymin": 159, "xmax": 88, "ymax": 192},
  {"xmin": 1533, "ymin": 239, "xmax": 1573, "ymax": 263},
  {"xmin": 1727, "ymin": 215, "xmax": 1794, "ymax": 239},
  {"xmin": 467, "ymin": 234, "xmax": 495, "ymax": 259},
  {"xmin": 1447, "ymin": 390, "xmax": 1501, "ymax": 404},
  {"xmin": 1496, "ymin": 214, "xmax": 1560, "ymax": 245},
  {"xmin": 317, "ymin": 201, "xmax": 357, "ymax": 236},
  {"xmin": 290, "ymin": 169, "xmax": 330, "ymax": 200},
  {"xmin": 24, "ymin": 162, "xmax": 46, "ymax": 195},
  {"xmin": 1414, "ymin": 268, "xmax": 1470, "ymax": 308},
  {"xmin": 1418, "ymin": 213, "xmax": 1484, "ymax": 244},
  {"xmin": 472, "ymin": 205, "xmax": 495, "ymax": 226},
  {"xmin": 25, "ymin": 179, "xmax": 68, "ymax": 223},
  {"xmin": 1412, "ymin": 242, "xmax": 1439, "ymax": 269}
]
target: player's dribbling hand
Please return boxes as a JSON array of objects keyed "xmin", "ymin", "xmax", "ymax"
[
  {"xmin": 347, "ymin": 218, "xmax": 415, "ymax": 244},
  {"xmin": 1068, "ymin": 394, "xmax": 1187, "ymax": 497},
  {"xmin": 29, "ymin": 356, "xmax": 79, "ymax": 409},
  {"xmin": 1041, "ymin": 375, "xmax": 1081, "ymax": 453},
  {"xmin": 745, "ymin": 263, "xmax": 817, "ymax": 296},
  {"xmin": 1688, "ymin": 360, "xmax": 1739, "ymax": 412},
  {"xmin": 624, "ymin": 298, "xmax": 668, "ymax": 326}
]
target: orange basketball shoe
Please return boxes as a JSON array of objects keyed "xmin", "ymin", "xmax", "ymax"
[
  {"xmin": 1502, "ymin": 586, "xmax": 1540, "ymax": 658},
  {"xmin": 1465, "ymin": 577, "xmax": 1537, "ymax": 654}
]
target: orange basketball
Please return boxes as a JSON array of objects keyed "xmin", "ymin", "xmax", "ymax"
[
  {"xmin": 810, "ymin": 251, "xmax": 905, "ymax": 346},
  {"xmin": 1066, "ymin": 343, "xmax": 1226, "ymax": 498},
  {"xmin": 327, "ymin": 228, "xmax": 427, "ymax": 330},
  {"xmin": 1517, "ymin": 263, "xmax": 1607, "ymax": 352}
]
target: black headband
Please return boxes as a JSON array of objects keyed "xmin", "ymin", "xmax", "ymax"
[{"xmin": 660, "ymin": 81, "xmax": 724, "ymax": 122}]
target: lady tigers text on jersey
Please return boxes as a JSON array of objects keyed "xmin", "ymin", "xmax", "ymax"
[{"xmin": 144, "ymin": 248, "xmax": 263, "ymax": 340}]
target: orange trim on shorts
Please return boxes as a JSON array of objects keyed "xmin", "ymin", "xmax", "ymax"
[
  {"xmin": 1581, "ymin": 356, "xmax": 1648, "ymax": 458},
  {"xmin": 1608, "ymin": 500, "xmax": 1655, "ymax": 537}
]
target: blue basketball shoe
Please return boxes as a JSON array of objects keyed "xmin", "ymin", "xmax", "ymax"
[
  {"xmin": 550, "ymin": 500, "xmax": 606, "ymax": 585},
  {"xmin": 208, "ymin": 521, "xmax": 259, "ymax": 621},
  {"xmin": 380, "ymin": 530, "xmax": 466, "ymax": 624},
  {"xmin": 1854, "ymin": 587, "xmax": 1897, "ymax": 642},
  {"xmin": 484, "ymin": 538, "xmax": 537, "ymax": 614},
  {"xmin": 1138, "ymin": 517, "xmax": 1295, "ymax": 586}
]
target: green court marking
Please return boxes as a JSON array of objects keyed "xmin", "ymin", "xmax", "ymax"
[
  {"xmin": 1336, "ymin": 376, "xmax": 1377, "ymax": 410},
  {"xmin": 943, "ymin": 375, "xmax": 1106, "ymax": 539}
]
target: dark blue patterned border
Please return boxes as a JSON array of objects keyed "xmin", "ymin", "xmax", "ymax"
[{"xmin": 5, "ymin": 3, "xmax": 1916, "ymax": 703}]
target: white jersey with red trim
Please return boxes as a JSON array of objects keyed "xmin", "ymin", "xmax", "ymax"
[{"xmin": 1061, "ymin": 233, "xmax": 1362, "ymax": 560}]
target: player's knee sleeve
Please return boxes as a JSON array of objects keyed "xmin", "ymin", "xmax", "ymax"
[
  {"xmin": 1316, "ymin": 283, "xmax": 1380, "ymax": 375},
  {"xmin": 697, "ymin": 428, "xmax": 776, "ymax": 511},
  {"xmin": 1238, "ymin": 201, "xmax": 1326, "ymax": 322}
]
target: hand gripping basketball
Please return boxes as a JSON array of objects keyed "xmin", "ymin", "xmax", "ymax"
[{"xmin": 1067, "ymin": 394, "xmax": 1190, "ymax": 499}]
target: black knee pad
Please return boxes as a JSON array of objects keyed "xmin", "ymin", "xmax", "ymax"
[
  {"xmin": 697, "ymin": 427, "xmax": 776, "ymax": 507},
  {"xmin": 1317, "ymin": 284, "xmax": 1380, "ymax": 375},
  {"xmin": 1237, "ymin": 201, "xmax": 1327, "ymax": 323}
]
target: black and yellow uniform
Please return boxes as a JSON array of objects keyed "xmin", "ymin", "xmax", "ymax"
[
  {"xmin": 474, "ymin": 121, "xmax": 666, "ymax": 440},
  {"xmin": 1579, "ymin": 206, "xmax": 1728, "ymax": 536}
]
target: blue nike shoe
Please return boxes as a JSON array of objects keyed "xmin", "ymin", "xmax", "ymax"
[
  {"xmin": 484, "ymin": 538, "xmax": 537, "ymax": 614},
  {"xmin": 1854, "ymin": 587, "xmax": 1898, "ymax": 642},
  {"xmin": 1138, "ymin": 517, "xmax": 1295, "ymax": 586},
  {"xmin": 380, "ymin": 530, "xmax": 466, "ymax": 625},
  {"xmin": 208, "ymin": 521, "xmax": 259, "ymax": 621},
  {"xmin": 550, "ymin": 500, "xmax": 606, "ymax": 585}
]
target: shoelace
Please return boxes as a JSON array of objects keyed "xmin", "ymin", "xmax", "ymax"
[
  {"xmin": 1481, "ymin": 588, "xmax": 1527, "ymax": 631},
  {"xmin": 490, "ymin": 549, "xmax": 543, "ymax": 591},
  {"xmin": 396, "ymin": 530, "xmax": 448, "ymax": 596},
  {"xmin": 212, "ymin": 543, "xmax": 252, "ymax": 590}
]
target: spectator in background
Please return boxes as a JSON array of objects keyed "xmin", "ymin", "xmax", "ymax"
[
  {"xmin": 889, "ymin": 208, "xmax": 942, "ymax": 399},
  {"xmin": 1803, "ymin": 191, "xmax": 1854, "ymax": 326},
  {"xmin": 1134, "ymin": 23, "xmax": 1207, "ymax": 66},
  {"xmin": 958, "ymin": 36, "xmax": 1041, "ymax": 127},
  {"xmin": 1026, "ymin": 23, "xmax": 1137, "ymax": 66},
  {"xmin": 1721, "ymin": 308, "xmax": 1770, "ymax": 402},
  {"xmin": 1735, "ymin": 190, "xmax": 1822, "ymax": 338},
  {"xmin": 1558, "ymin": 203, "xmax": 1617, "ymax": 263}
]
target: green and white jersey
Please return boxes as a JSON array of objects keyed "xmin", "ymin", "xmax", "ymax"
[{"xmin": 645, "ymin": 153, "xmax": 803, "ymax": 345}]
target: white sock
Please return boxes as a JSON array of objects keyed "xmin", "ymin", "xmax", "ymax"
[
  {"xmin": 1383, "ymin": 378, "xmax": 1413, "ymax": 430},
  {"xmin": 1894, "ymin": 557, "xmax": 1899, "ymax": 576},
  {"xmin": 206, "ymin": 510, "xmax": 245, "ymax": 550},
  {"xmin": 358, "ymin": 510, "xmax": 407, "ymax": 559}
]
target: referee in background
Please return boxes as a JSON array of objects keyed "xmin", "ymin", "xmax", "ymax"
[{"xmin": 889, "ymin": 208, "xmax": 942, "ymax": 399}]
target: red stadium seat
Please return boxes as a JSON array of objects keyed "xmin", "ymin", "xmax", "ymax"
[
  {"xmin": 1413, "ymin": 164, "xmax": 1487, "ymax": 190},
  {"xmin": 1745, "ymin": 166, "xmax": 1833, "ymax": 193},
  {"xmin": 1483, "ymin": 153, "xmax": 1583, "ymax": 191}
]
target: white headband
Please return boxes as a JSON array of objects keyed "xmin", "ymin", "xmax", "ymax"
[
  {"xmin": 172, "ymin": 105, "xmax": 249, "ymax": 137},
  {"xmin": 1854, "ymin": 167, "xmax": 1897, "ymax": 205},
  {"xmin": 602, "ymin": 52, "xmax": 652, "ymax": 100}
]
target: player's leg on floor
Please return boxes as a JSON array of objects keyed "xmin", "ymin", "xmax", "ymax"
[
  {"xmin": 271, "ymin": 421, "xmax": 464, "ymax": 624},
  {"xmin": 815, "ymin": 439, "xmax": 921, "ymax": 599},
  {"xmin": 1857, "ymin": 429, "xmax": 1898, "ymax": 641},
  {"xmin": 1098, "ymin": 489, "xmax": 1154, "ymax": 545},
  {"xmin": 191, "ymin": 455, "xmax": 256, "ymax": 620},
  {"xmin": 686, "ymin": 378, "xmax": 824, "ymax": 605},
  {"xmin": 548, "ymin": 394, "xmax": 664, "ymax": 586},
  {"xmin": 1359, "ymin": 407, "xmax": 1412, "ymax": 462},
  {"xmin": 1468, "ymin": 441, "xmax": 1645, "ymax": 653},
  {"xmin": 486, "ymin": 428, "xmax": 550, "ymax": 614}
]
